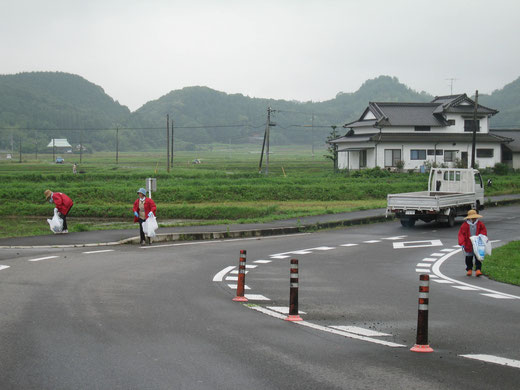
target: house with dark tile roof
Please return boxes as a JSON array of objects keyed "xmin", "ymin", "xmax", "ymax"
[
  {"xmin": 489, "ymin": 129, "xmax": 520, "ymax": 169},
  {"xmin": 330, "ymin": 94, "xmax": 512, "ymax": 170}
]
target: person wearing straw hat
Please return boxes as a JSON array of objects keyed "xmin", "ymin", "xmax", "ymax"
[
  {"xmin": 458, "ymin": 209, "xmax": 487, "ymax": 277},
  {"xmin": 133, "ymin": 188, "xmax": 157, "ymax": 245},
  {"xmin": 44, "ymin": 189, "xmax": 74, "ymax": 234}
]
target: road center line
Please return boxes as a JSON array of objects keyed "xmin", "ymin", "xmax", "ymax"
[
  {"xmin": 28, "ymin": 256, "xmax": 59, "ymax": 262},
  {"xmin": 82, "ymin": 249, "xmax": 115, "ymax": 254}
]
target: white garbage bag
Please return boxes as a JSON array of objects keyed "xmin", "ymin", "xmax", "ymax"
[
  {"xmin": 143, "ymin": 215, "xmax": 158, "ymax": 238},
  {"xmin": 47, "ymin": 208, "xmax": 63, "ymax": 233},
  {"xmin": 470, "ymin": 234, "xmax": 488, "ymax": 261}
]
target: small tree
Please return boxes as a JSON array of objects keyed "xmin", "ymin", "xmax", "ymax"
[{"xmin": 324, "ymin": 126, "xmax": 339, "ymax": 172}]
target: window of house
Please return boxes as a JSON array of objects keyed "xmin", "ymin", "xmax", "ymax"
[
  {"xmin": 384, "ymin": 149, "xmax": 401, "ymax": 167},
  {"xmin": 414, "ymin": 126, "xmax": 431, "ymax": 132},
  {"xmin": 464, "ymin": 119, "xmax": 480, "ymax": 132},
  {"xmin": 410, "ymin": 149, "xmax": 426, "ymax": 160},
  {"xmin": 444, "ymin": 150, "xmax": 457, "ymax": 162},
  {"xmin": 359, "ymin": 150, "xmax": 367, "ymax": 168},
  {"xmin": 427, "ymin": 149, "xmax": 443, "ymax": 156},
  {"xmin": 447, "ymin": 119, "xmax": 456, "ymax": 125},
  {"xmin": 476, "ymin": 148, "xmax": 494, "ymax": 158}
]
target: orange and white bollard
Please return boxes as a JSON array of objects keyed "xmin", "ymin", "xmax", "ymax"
[
  {"xmin": 232, "ymin": 250, "xmax": 248, "ymax": 302},
  {"xmin": 410, "ymin": 274, "xmax": 434, "ymax": 352},
  {"xmin": 285, "ymin": 258, "xmax": 303, "ymax": 321}
]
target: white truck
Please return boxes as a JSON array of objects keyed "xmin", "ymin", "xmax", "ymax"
[{"xmin": 386, "ymin": 168, "xmax": 484, "ymax": 227}]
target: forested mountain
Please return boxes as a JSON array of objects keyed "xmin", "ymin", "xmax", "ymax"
[
  {"xmin": 480, "ymin": 77, "xmax": 520, "ymax": 128},
  {"xmin": 0, "ymin": 72, "xmax": 130, "ymax": 151},
  {"xmin": 0, "ymin": 71, "xmax": 518, "ymax": 153}
]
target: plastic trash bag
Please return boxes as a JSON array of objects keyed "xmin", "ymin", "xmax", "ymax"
[
  {"xmin": 47, "ymin": 208, "xmax": 63, "ymax": 233},
  {"xmin": 143, "ymin": 215, "xmax": 158, "ymax": 238},
  {"xmin": 470, "ymin": 234, "xmax": 488, "ymax": 261}
]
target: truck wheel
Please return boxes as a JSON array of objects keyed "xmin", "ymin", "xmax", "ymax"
[
  {"xmin": 400, "ymin": 219, "xmax": 416, "ymax": 228},
  {"xmin": 447, "ymin": 212, "xmax": 456, "ymax": 227}
]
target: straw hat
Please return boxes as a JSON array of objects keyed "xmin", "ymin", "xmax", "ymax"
[
  {"xmin": 464, "ymin": 209, "xmax": 482, "ymax": 220},
  {"xmin": 44, "ymin": 189, "xmax": 52, "ymax": 200}
]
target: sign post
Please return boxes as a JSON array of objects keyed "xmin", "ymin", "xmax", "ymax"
[{"xmin": 146, "ymin": 178, "xmax": 157, "ymax": 199}]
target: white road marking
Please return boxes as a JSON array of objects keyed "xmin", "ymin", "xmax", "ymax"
[
  {"xmin": 340, "ymin": 243, "xmax": 358, "ymax": 247},
  {"xmin": 270, "ymin": 255, "xmax": 291, "ymax": 259},
  {"xmin": 460, "ymin": 354, "xmax": 520, "ymax": 369},
  {"xmin": 266, "ymin": 306, "xmax": 307, "ymax": 314},
  {"xmin": 248, "ymin": 306, "xmax": 405, "ymax": 348},
  {"xmin": 0, "ymin": 265, "xmax": 10, "ymax": 271},
  {"xmin": 441, "ymin": 248, "xmax": 456, "ymax": 252},
  {"xmin": 227, "ymin": 284, "xmax": 251, "ymax": 290},
  {"xmin": 225, "ymin": 276, "xmax": 238, "ymax": 281},
  {"xmin": 432, "ymin": 280, "xmax": 453, "ymax": 284},
  {"xmin": 28, "ymin": 256, "xmax": 59, "ymax": 262},
  {"xmin": 245, "ymin": 265, "xmax": 257, "ymax": 269},
  {"xmin": 416, "ymin": 263, "xmax": 431, "ymax": 268},
  {"xmin": 453, "ymin": 286, "xmax": 478, "ymax": 291},
  {"xmin": 480, "ymin": 293, "xmax": 515, "ymax": 299},
  {"xmin": 309, "ymin": 246, "xmax": 335, "ymax": 251},
  {"xmin": 393, "ymin": 240, "xmax": 443, "ymax": 249},
  {"xmin": 430, "ymin": 253, "xmax": 444, "ymax": 257},
  {"xmin": 428, "ymin": 275, "xmax": 438, "ymax": 278},
  {"xmin": 141, "ymin": 232, "xmax": 312, "ymax": 249},
  {"xmin": 82, "ymin": 249, "xmax": 115, "ymax": 254},
  {"xmin": 363, "ymin": 240, "xmax": 381, "ymax": 243},
  {"xmin": 431, "ymin": 251, "xmax": 520, "ymax": 299},
  {"xmin": 415, "ymin": 269, "xmax": 430, "ymax": 273},
  {"xmin": 329, "ymin": 326, "xmax": 391, "ymax": 337},
  {"xmin": 382, "ymin": 236, "xmax": 407, "ymax": 240},
  {"xmin": 291, "ymin": 250, "xmax": 312, "ymax": 254},
  {"xmin": 244, "ymin": 294, "xmax": 270, "ymax": 301},
  {"xmin": 212, "ymin": 266, "xmax": 235, "ymax": 282},
  {"xmin": 422, "ymin": 258, "xmax": 437, "ymax": 262},
  {"xmin": 253, "ymin": 260, "xmax": 272, "ymax": 264}
]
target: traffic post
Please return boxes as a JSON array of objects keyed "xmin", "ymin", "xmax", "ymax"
[
  {"xmin": 285, "ymin": 258, "xmax": 303, "ymax": 321},
  {"xmin": 410, "ymin": 274, "xmax": 434, "ymax": 353},
  {"xmin": 232, "ymin": 250, "xmax": 248, "ymax": 302}
]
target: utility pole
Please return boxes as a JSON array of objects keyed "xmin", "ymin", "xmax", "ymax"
[
  {"xmin": 35, "ymin": 132, "xmax": 38, "ymax": 160},
  {"xmin": 79, "ymin": 129, "xmax": 83, "ymax": 163},
  {"xmin": 258, "ymin": 106, "xmax": 275, "ymax": 174},
  {"xmin": 53, "ymin": 138, "xmax": 56, "ymax": 162},
  {"xmin": 171, "ymin": 120, "xmax": 174, "ymax": 167},
  {"xmin": 311, "ymin": 113, "xmax": 315, "ymax": 158},
  {"xmin": 116, "ymin": 127, "xmax": 119, "ymax": 164},
  {"xmin": 19, "ymin": 136, "xmax": 22, "ymax": 163},
  {"xmin": 166, "ymin": 114, "xmax": 170, "ymax": 173},
  {"xmin": 471, "ymin": 90, "xmax": 479, "ymax": 169}
]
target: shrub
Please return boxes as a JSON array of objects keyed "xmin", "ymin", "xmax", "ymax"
[{"xmin": 493, "ymin": 162, "xmax": 509, "ymax": 175}]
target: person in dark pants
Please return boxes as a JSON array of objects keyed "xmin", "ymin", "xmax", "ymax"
[
  {"xmin": 458, "ymin": 209, "xmax": 487, "ymax": 277},
  {"xmin": 44, "ymin": 189, "xmax": 74, "ymax": 233},
  {"xmin": 133, "ymin": 188, "xmax": 157, "ymax": 245}
]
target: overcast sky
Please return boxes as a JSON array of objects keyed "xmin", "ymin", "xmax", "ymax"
[{"xmin": 1, "ymin": 0, "xmax": 519, "ymax": 111}]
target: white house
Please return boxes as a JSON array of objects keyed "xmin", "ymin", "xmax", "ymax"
[
  {"xmin": 47, "ymin": 138, "xmax": 72, "ymax": 149},
  {"xmin": 490, "ymin": 129, "xmax": 520, "ymax": 169},
  {"xmin": 330, "ymin": 94, "xmax": 512, "ymax": 170}
]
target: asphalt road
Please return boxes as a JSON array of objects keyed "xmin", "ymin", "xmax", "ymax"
[{"xmin": 0, "ymin": 206, "xmax": 519, "ymax": 389}]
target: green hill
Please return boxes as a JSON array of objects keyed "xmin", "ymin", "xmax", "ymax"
[{"xmin": 0, "ymin": 71, "xmax": 518, "ymax": 153}]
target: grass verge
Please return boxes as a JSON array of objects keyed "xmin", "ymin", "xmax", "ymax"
[{"xmin": 483, "ymin": 240, "xmax": 520, "ymax": 286}]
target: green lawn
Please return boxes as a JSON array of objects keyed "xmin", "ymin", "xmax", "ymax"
[{"xmin": 483, "ymin": 241, "xmax": 520, "ymax": 286}]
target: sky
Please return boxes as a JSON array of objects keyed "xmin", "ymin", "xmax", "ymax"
[{"xmin": 1, "ymin": 0, "xmax": 519, "ymax": 111}]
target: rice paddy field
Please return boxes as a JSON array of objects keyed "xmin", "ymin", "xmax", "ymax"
[{"xmin": 1, "ymin": 144, "xmax": 519, "ymax": 238}]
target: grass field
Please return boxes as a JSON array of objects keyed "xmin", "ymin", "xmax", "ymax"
[
  {"xmin": 483, "ymin": 241, "xmax": 520, "ymax": 286},
  {"xmin": 1, "ymin": 145, "xmax": 519, "ymax": 238}
]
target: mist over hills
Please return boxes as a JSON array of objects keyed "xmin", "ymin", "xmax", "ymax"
[{"xmin": 0, "ymin": 71, "xmax": 518, "ymax": 152}]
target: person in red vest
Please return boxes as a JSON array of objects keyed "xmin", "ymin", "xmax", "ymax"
[
  {"xmin": 44, "ymin": 189, "xmax": 74, "ymax": 234},
  {"xmin": 133, "ymin": 188, "xmax": 157, "ymax": 245},
  {"xmin": 458, "ymin": 209, "xmax": 488, "ymax": 277}
]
